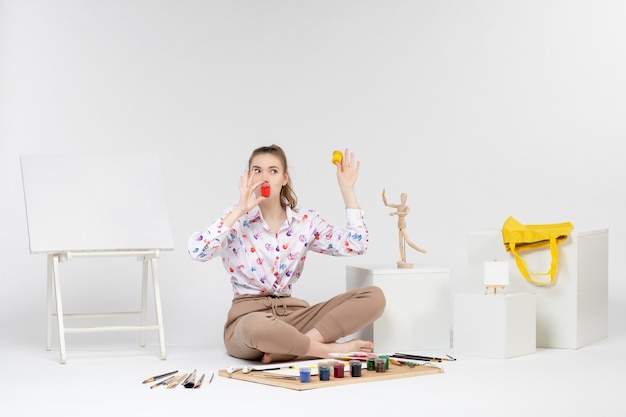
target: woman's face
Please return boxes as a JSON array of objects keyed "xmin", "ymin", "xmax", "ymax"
[{"xmin": 249, "ymin": 153, "xmax": 288, "ymax": 199}]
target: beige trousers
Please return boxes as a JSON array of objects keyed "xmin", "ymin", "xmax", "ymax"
[{"xmin": 223, "ymin": 286, "xmax": 386, "ymax": 361}]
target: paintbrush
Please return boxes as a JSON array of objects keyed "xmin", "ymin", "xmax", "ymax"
[
  {"xmin": 166, "ymin": 373, "xmax": 188, "ymax": 389},
  {"xmin": 261, "ymin": 374, "xmax": 299, "ymax": 380},
  {"xmin": 392, "ymin": 353, "xmax": 445, "ymax": 362},
  {"xmin": 150, "ymin": 374, "xmax": 178, "ymax": 389},
  {"xmin": 183, "ymin": 370, "xmax": 197, "ymax": 388},
  {"xmin": 242, "ymin": 365, "xmax": 289, "ymax": 374}
]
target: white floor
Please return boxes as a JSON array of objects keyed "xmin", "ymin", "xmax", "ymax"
[{"xmin": 3, "ymin": 332, "xmax": 625, "ymax": 417}]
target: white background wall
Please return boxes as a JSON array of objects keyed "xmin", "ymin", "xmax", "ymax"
[{"xmin": 2, "ymin": 0, "xmax": 624, "ymax": 350}]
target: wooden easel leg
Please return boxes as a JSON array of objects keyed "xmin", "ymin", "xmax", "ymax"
[
  {"xmin": 46, "ymin": 255, "xmax": 54, "ymax": 352},
  {"xmin": 51, "ymin": 255, "xmax": 67, "ymax": 364},
  {"xmin": 484, "ymin": 285, "xmax": 505, "ymax": 296},
  {"xmin": 140, "ymin": 258, "xmax": 148, "ymax": 347},
  {"xmin": 151, "ymin": 257, "xmax": 167, "ymax": 360}
]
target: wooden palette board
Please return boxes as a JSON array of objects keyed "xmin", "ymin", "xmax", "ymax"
[{"xmin": 218, "ymin": 363, "xmax": 444, "ymax": 391}]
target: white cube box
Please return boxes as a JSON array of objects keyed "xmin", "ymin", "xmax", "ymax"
[
  {"xmin": 467, "ymin": 229, "xmax": 609, "ymax": 349},
  {"xmin": 346, "ymin": 264, "xmax": 451, "ymax": 353},
  {"xmin": 453, "ymin": 292, "xmax": 536, "ymax": 359}
]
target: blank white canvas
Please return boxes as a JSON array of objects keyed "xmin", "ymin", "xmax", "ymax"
[
  {"xmin": 21, "ymin": 152, "xmax": 174, "ymax": 253},
  {"xmin": 484, "ymin": 261, "xmax": 509, "ymax": 286}
]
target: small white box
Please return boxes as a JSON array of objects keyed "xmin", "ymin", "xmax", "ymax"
[
  {"xmin": 468, "ymin": 229, "xmax": 609, "ymax": 349},
  {"xmin": 453, "ymin": 292, "xmax": 536, "ymax": 359},
  {"xmin": 346, "ymin": 264, "xmax": 450, "ymax": 353}
]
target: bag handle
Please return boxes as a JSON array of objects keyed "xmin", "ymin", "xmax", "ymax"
[{"xmin": 508, "ymin": 236, "xmax": 559, "ymax": 285}]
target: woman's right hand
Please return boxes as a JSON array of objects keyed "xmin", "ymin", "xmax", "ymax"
[{"xmin": 237, "ymin": 169, "xmax": 266, "ymax": 214}]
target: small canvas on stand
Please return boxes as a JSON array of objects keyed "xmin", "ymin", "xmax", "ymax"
[{"xmin": 484, "ymin": 261, "xmax": 508, "ymax": 295}]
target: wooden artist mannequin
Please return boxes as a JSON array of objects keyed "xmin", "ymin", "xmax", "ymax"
[{"xmin": 382, "ymin": 189, "xmax": 427, "ymax": 268}]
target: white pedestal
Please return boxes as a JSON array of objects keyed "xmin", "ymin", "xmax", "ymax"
[
  {"xmin": 346, "ymin": 264, "xmax": 450, "ymax": 353},
  {"xmin": 467, "ymin": 228, "xmax": 608, "ymax": 349},
  {"xmin": 453, "ymin": 292, "xmax": 536, "ymax": 359}
]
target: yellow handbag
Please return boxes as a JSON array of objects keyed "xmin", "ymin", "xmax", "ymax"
[{"xmin": 501, "ymin": 216, "xmax": 574, "ymax": 286}]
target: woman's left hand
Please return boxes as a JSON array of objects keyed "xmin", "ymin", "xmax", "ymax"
[{"xmin": 335, "ymin": 148, "xmax": 360, "ymax": 190}]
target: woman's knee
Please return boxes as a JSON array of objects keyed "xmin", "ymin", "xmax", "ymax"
[
  {"xmin": 362, "ymin": 285, "xmax": 386, "ymax": 314},
  {"xmin": 236, "ymin": 313, "xmax": 268, "ymax": 338}
]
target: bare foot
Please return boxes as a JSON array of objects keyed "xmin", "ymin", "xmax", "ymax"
[
  {"xmin": 306, "ymin": 338, "xmax": 374, "ymax": 359},
  {"xmin": 333, "ymin": 338, "xmax": 374, "ymax": 353},
  {"xmin": 259, "ymin": 328, "xmax": 374, "ymax": 364},
  {"xmin": 261, "ymin": 352, "xmax": 298, "ymax": 364}
]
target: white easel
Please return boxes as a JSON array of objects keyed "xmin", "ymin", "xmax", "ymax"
[{"xmin": 21, "ymin": 153, "xmax": 174, "ymax": 364}]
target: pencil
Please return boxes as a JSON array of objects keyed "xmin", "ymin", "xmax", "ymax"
[
  {"xmin": 142, "ymin": 370, "xmax": 178, "ymax": 384},
  {"xmin": 193, "ymin": 373, "xmax": 205, "ymax": 389}
]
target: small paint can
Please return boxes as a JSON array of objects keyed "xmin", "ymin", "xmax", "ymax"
[
  {"xmin": 260, "ymin": 183, "xmax": 270, "ymax": 197},
  {"xmin": 299, "ymin": 367, "xmax": 311, "ymax": 383},
  {"xmin": 331, "ymin": 150, "xmax": 343, "ymax": 165},
  {"xmin": 378, "ymin": 354, "xmax": 390, "ymax": 370},
  {"xmin": 375, "ymin": 358, "xmax": 386, "ymax": 373},
  {"xmin": 349, "ymin": 360, "xmax": 362, "ymax": 377},
  {"xmin": 332, "ymin": 362, "xmax": 345, "ymax": 378},
  {"xmin": 318, "ymin": 365, "xmax": 331, "ymax": 381},
  {"xmin": 366, "ymin": 356, "xmax": 376, "ymax": 371}
]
